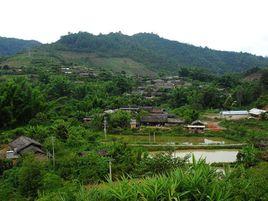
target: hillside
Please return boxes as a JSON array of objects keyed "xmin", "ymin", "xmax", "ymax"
[
  {"xmin": 1, "ymin": 32, "xmax": 268, "ymax": 75},
  {"xmin": 0, "ymin": 36, "xmax": 41, "ymax": 56},
  {"xmin": 54, "ymin": 32, "xmax": 268, "ymax": 73}
]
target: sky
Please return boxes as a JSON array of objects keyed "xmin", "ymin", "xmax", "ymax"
[{"xmin": 1, "ymin": 0, "xmax": 268, "ymax": 56}]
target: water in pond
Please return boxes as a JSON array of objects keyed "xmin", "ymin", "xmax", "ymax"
[{"xmin": 172, "ymin": 149, "xmax": 238, "ymax": 163}]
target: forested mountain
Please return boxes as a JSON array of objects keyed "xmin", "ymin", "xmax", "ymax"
[
  {"xmin": 53, "ymin": 32, "xmax": 268, "ymax": 73},
  {"xmin": 1, "ymin": 32, "xmax": 268, "ymax": 75},
  {"xmin": 0, "ymin": 36, "xmax": 41, "ymax": 56}
]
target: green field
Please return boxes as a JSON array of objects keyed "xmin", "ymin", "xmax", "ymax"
[{"xmin": 108, "ymin": 134, "xmax": 237, "ymax": 145}]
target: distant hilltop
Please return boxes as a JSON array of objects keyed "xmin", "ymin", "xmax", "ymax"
[
  {"xmin": 0, "ymin": 36, "xmax": 41, "ymax": 56},
  {"xmin": 1, "ymin": 32, "xmax": 268, "ymax": 74}
]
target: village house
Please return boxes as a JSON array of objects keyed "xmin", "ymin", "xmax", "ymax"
[
  {"xmin": 61, "ymin": 67, "xmax": 72, "ymax": 74},
  {"xmin": 249, "ymin": 108, "xmax": 266, "ymax": 118},
  {"xmin": 186, "ymin": 120, "xmax": 206, "ymax": 133},
  {"xmin": 6, "ymin": 136, "xmax": 45, "ymax": 159},
  {"xmin": 130, "ymin": 119, "xmax": 138, "ymax": 129},
  {"xmin": 83, "ymin": 117, "xmax": 92, "ymax": 124},
  {"xmin": 140, "ymin": 114, "xmax": 168, "ymax": 126},
  {"xmin": 119, "ymin": 106, "xmax": 140, "ymax": 112},
  {"xmin": 140, "ymin": 107, "xmax": 183, "ymax": 127},
  {"xmin": 220, "ymin": 110, "xmax": 249, "ymax": 120},
  {"xmin": 166, "ymin": 117, "xmax": 184, "ymax": 126}
]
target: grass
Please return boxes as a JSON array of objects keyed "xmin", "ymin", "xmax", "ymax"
[
  {"xmin": 108, "ymin": 134, "xmax": 237, "ymax": 145},
  {"xmin": 1, "ymin": 49, "xmax": 157, "ymax": 77},
  {"xmin": 220, "ymin": 119, "xmax": 268, "ymax": 141},
  {"xmin": 58, "ymin": 51, "xmax": 156, "ymax": 77},
  {"xmin": 129, "ymin": 144, "xmax": 244, "ymax": 152},
  {"xmin": 44, "ymin": 159, "xmax": 235, "ymax": 201}
]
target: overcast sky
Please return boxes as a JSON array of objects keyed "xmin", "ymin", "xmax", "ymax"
[{"xmin": 1, "ymin": 0, "xmax": 268, "ymax": 56}]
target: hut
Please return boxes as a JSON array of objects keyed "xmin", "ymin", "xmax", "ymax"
[
  {"xmin": 165, "ymin": 118, "xmax": 184, "ymax": 126},
  {"xmin": 83, "ymin": 117, "xmax": 92, "ymax": 124},
  {"xmin": 7, "ymin": 136, "xmax": 45, "ymax": 159},
  {"xmin": 140, "ymin": 114, "xmax": 168, "ymax": 126},
  {"xmin": 187, "ymin": 120, "xmax": 206, "ymax": 133},
  {"xmin": 249, "ymin": 108, "xmax": 266, "ymax": 118},
  {"xmin": 130, "ymin": 119, "xmax": 138, "ymax": 129},
  {"xmin": 220, "ymin": 110, "xmax": 249, "ymax": 119}
]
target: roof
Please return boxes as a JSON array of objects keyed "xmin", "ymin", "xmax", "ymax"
[
  {"xmin": 130, "ymin": 119, "xmax": 137, "ymax": 124},
  {"xmin": 120, "ymin": 107, "xmax": 140, "ymax": 111},
  {"xmin": 19, "ymin": 145, "xmax": 45, "ymax": 155},
  {"xmin": 104, "ymin": 109, "xmax": 117, "ymax": 114},
  {"xmin": 191, "ymin": 120, "xmax": 205, "ymax": 126},
  {"xmin": 141, "ymin": 107, "xmax": 165, "ymax": 114},
  {"xmin": 249, "ymin": 108, "xmax": 266, "ymax": 116},
  {"xmin": 220, "ymin": 111, "xmax": 249, "ymax": 116},
  {"xmin": 167, "ymin": 118, "xmax": 184, "ymax": 124},
  {"xmin": 187, "ymin": 125, "xmax": 206, "ymax": 128},
  {"xmin": 141, "ymin": 114, "xmax": 168, "ymax": 123},
  {"xmin": 9, "ymin": 136, "xmax": 42, "ymax": 153}
]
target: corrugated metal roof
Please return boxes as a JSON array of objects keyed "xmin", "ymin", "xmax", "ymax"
[
  {"xmin": 249, "ymin": 108, "xmax": 266, "ymax": 115},
  {"xmin": 220, "ymin": 111, "xmax": 249, "ymax": 115}
]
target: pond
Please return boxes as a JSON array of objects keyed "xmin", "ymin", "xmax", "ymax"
[
  {"xmin": 152, "ymin": 149, "xmax": 239, "ymax": 163},
  {"xmin": 110, "ymin": 135, "xmax": 237, "ymax": 145}
]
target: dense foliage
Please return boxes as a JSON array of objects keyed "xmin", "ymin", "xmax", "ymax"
[
  {"xmin": 55, "ymin": 32, "xmax": 268, "ymax": 73},
  {"xmin": 0, "ymin": 36, "xmax": 40, "ymax": 56},
  {"xmin": 0, "ymin": 57, "xmax": 267, "ymax": 200}
]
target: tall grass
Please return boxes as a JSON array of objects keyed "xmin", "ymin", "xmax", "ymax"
[
  {"xmin": 38, "ymin": 158, "xmax": 268, "ymax": 201},
  {"xmin": 72, "ymin": 158, "xmax": 233, "ymax": 201}
]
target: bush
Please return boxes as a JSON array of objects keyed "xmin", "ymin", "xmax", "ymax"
[{"xmin": 18, "ymin": 155, "xmax": 45, "ymax": 199}]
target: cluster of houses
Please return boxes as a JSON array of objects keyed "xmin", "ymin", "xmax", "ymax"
[
  {"xmin": 139, "ymin": 107, "xmax": 184, "ymax": 127},
  {"xmin": 60, "ymin": 66, "xmax": 96, "ymax": 78},
  {"xmin": 100, "ymin": 106, "xmax": 208, "ymax": 133},
  {"xmin": 220, "ymin": 108, "xmax": 267, "ymax": 120},
  {"xmin": 5, "ymin": 106, "xmax": 266, "ymax": 160},
  {"xmin": 132, "ymin": 76, "xmax": 191, "ymax": 99},
  {"xmin": 0, "ymin": 65, "xmax": 23, "ymax": 74}
]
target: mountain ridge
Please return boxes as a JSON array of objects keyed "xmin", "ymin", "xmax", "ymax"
[
  {"xmin": 0, "ymin": 36, "xmax": 41, "ymax": 56},
  {"xmin": 53, "ymin": 32, "xmax": 268, "ymax": 73},
  {"xmin": 1, "ymin": 32, "xmax": 268, "ymax": 75}
]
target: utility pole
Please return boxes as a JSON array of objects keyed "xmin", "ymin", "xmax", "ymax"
[
  {"xmin": 51, "ymin": 136, "xmax": 55, "ymax": 168},
  {"xmin": 109, "ymin": 159, "xmax": 113, "ymax": 181},
  {"xmin": 104, "ymin": 116, "xmax": 107, "ymax": 139},
  {"xmin": 153, "ymin": 132, "xmax": 156, "ymax": 143},
  {"xmin": 148, "ymin": 132, "xmax": 151, "ymax": 144}
]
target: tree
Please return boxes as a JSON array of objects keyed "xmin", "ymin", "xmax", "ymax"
[
  {"xmin": 199, "ymin": 85, "xmax": 224, "ymax": 108},
  {"xmin": 41, "ymin": 173, "xmax": 62, "ymax": 192},
  {"xmin": 51, "ymin": 120, "xmax": 69, "ymax": 141},
  {"xmin": 48, "ymin": 76, "xmax": 73, "ymax": 99},
  {"xmin": 0, "ymin": 78, "xmax": 44, "ymax": 128},
  {"xmin": 260, "ymin": 69, "xmax": 268, "ymax": 90},
  {"xmin": 169, "ymin": 88, "xmax": 189, "ymax": 107},
  {"xmin": 106, "ymin": 76, "xmax": 133, "ymax": 95},
  {"xmin": 18, "ymin": 155, "xmax": 44, "ymax": 198},
  {"xmin": 109, "ymin": 110, "xmax": 131, "ymax": 129},
  {"xmin": 173, "ymin": 106, "xmax": 199, "ymax": 123},
  {"xmin": 237, "ymin": 145, "xmax": 259, "ymax": 167}
]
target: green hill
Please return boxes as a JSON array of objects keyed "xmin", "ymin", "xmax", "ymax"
[
  {"xmin": 0, "ymin": 36, "xmax": 41, "ymax": 56},
  {"xmin": 54, "ymin": 32, "xmax": 268, "ymax": 73},
  {"xmin": 1, "ymin": 32, "xmax": 268, "ymax": 75}
]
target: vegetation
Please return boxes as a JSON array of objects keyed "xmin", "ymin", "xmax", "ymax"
[
  {"xmin": 2, "ymin": 32, "xmax": 268, "ymax": 75},
  {"xmin": 0, "ymin": 36, "xmax": 41, "ymax": 56},
  {"xmin": 55, "ymin": 32, "xmax": 268, "ymax": 74},
  {"xmin": 38, "ymin": 160, "xmax": 268, "ymax": 201},
  {"xmin": 0, "ymin": 34, "xmax": 267, "ymax": 200}
]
